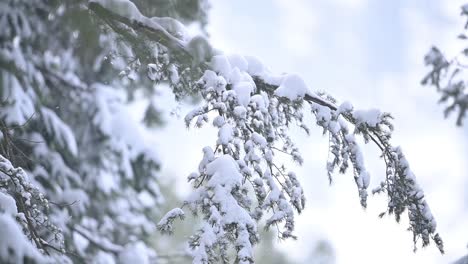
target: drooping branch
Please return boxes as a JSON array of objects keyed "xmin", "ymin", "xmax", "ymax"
[
  {"xmin": 88, "ymin": 0, "xmax": 444, "ymax": 258},
  {"xmin": 88, "ymin": 1, "xmax": 194, "ymax": 66},
  {"xmin": 0, "ymin": 153, "xmax": 65, "ymax": 256}
]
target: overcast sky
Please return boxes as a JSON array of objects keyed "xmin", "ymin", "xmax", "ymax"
[{"xmin": 148, "ymin": 1, "xmax": 468, "ymax": 263}]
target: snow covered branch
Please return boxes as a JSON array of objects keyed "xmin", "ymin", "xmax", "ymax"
[
  {"xmin": 1, "ymin": 1, "xmax": 166, "ymax": 262},
  {"xmin": 0, "ymin": 153, "xmax": 64, "ymax": 262},
  {"xmin": 0, "ymin": 0, "xmax": 448, "ymax": 262},
  {"xmin": 88, "ymin": 0, "xmax": 196, "ymax": 69},
  {"xmin": 88, "ymin": 0, "xmax": 445, "ymax": 261}
]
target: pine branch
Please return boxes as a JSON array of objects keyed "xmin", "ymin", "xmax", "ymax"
[{"xmin": 89, "ymin": 0, "xmax": 444, "ymax": 257}]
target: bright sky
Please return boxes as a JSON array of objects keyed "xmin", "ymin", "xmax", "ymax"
[{"xmin": 149, "ymin": 0, "xmax": 468, "ymax": 263}]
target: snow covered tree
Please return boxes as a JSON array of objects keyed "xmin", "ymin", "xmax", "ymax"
[
  {"xmin": 1, "ymin": 0, "xmax": 444, "ymax": 263},
  {"xmin": 423, "ymin": 4, "xmax": 468, "ymax": 126},
  {"xmin": 0, "ymin": 0, "xmax": 206, "ymax": 263}
]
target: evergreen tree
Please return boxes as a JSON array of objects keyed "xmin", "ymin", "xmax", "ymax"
[{"xmin": 0, "ymin": 0, "xmax": 206, "ymax": 263}]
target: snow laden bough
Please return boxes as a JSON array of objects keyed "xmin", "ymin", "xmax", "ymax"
[{"xmin": 89, "ymin": 0, "xmax": 444, "ymax": 262}]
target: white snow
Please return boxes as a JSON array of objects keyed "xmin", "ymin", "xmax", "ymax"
[
  {"xmin": 250, "ymin": 94, "xmax": 268, "ymax": 111},
  {"xmin": 211, "ymin": 55, "xmax": 232, "ymax": 77},
  {"xmin": 227, "ymin": 54, "xmax": 248, "ymax": 72},
  {"xmin": 353, "ymin": 109, "xmax": 382, "ymax": 127},
  {"xmin": 218, "ymin": 123, "xmax": 234, "ymax": 145},
  {"xmin": 251, "ymin": 132, "xmax": 267, "ymax": 148},
  {"xmin": 213, "ymin": 116, "xmax": 225, "ymax": 127},
  {"xmin": 94, "ymin": 251, "xmax": 116, "ymax": 264},
  {"xmin": 228, "ymin": 67, "xmax": 242, "ymax": 84},
  {"xmin": 92, "ymin": 0, "xmax": 188, "ymax": 44},
  {"xmin": 147, "ymin": 63, "xmax": 159, "ymax": 81},
  {"xmin": 157, "ymin": 208, "xmax": 185, "ymax": 234},
  {"xmin": 233, "ymin": 82, "xmax": 254, "ymax": 107},
  {"xmin": 244, "ymin": 55, "xmax": 265, "ymax": 76},
  {"xmin": 233, "ymin": 106, "xmax": 247, "ymax": 119},
  {"xmin": 160, "ymin": 208, "xmax": 184, "ymax": 223},
  {"xmin": 274, "ymin": 73, "xmax": 311, "ymax": 100},
  {"xmin": 328, "ymin": 120, "xmax": 340, "ymax": 134},
  {"xmin": 313, "ymin": 104, "xmax": 332, "ymax": 123},
  {"xmin": 98, "ymin": 170, "xmax": 119, "ymax": 194},
  {"xmin": 189, "ymin": 155, "xmax": 257, "ymax": 263},
  {"xmin": 358, "ymin": 171, "xmax": 370, "ymax": 189},
  {"xmin": 206, "ymin": 155, "xmax": 241, "ymax": 188},
  {"xmin": 0, "ymin": 192, "xmax": 17, "ymax": 215},
  {"xmin": 168, "ymin": 64, "xmax": 180, "ymax": 84},
  {"xmin": 92, "ymin": 0, "xmax": 143, "ymax": 21},
  {"xmin": 0, "ymin": 214, "xmax": 45, "ymax": 263},
  {"xmin": 1, "ymin": 73, "xmax": 35, "ymax": 125},
  {"xmin": 338, "ymin": 101, "xmax": 353, "ymax": 114},
  {"xmin": 118, "ymin": 241, "xmax": 154, "ymax": 264},
  {"xmin": 150, "ymin": 17, "xmax": 188, "ymax": 41},
  {"xmin": 73, "ymin": 231, "xmax": 89, "ymax": 256},
  {"xmin": 200, "ymin": 70, "xmax": 218, "ymax": 87},
  {"xmin": 41, "ymin": 107, "xmax": 78, "ymax": 156}
]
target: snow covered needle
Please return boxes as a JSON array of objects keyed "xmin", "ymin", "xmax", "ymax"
[
  {"xmin": 90, "ymin": 0, "xmax": 444, "ymax": 262},
  {"xmin": 157, "ymin": 208, "xmax": 185, "ymax": 234},
  {"xmin": 0, "ymin": 155, "xmax": 65, "ymax": 262}
]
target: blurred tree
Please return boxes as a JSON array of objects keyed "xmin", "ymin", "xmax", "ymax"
[
  {"xmin": 422, "ymin": 4, "xmax": 468, "ymax": 126},
  {"xmin": 0, "ymin": 0, "xmax": 207, "ymax": 263},
  {"xmin": 152, "ymin": 178, "xmax": 196, "ymax": 263},
  {"xmin": 306, "ymin": 240, "xmax": 335, "ymax": 264},
  {"xmin": 254, "ymin": 229, "xmax": 294, "ymax": 264},
  {"xmin": 422, "ymin": 4, "xmax": 468, "ymax": 263}
]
